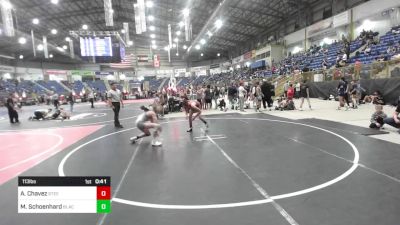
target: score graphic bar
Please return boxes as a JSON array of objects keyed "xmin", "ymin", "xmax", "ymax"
[{"xmin": 18, "ymin": 177, "xmax": 111, "ymax": 213}]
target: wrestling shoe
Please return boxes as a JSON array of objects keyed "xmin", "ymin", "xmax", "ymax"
[
  {"xmin": 187, "ymin": 128, "xmax": 193, "ymax": 132},
  {"xmin": 130, "ymin": 136, "xmax": 139, "ymax": 144},
  {"xmin": 152, "ymin": 140, "xmax": 162, "ymax": 146}
]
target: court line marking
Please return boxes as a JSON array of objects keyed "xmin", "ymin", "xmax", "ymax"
[
  {"xmin": 239, "ymin": 119, "xmax": 250, "ymax": 124},
  {"xmin": 0, "ymin": 133, "xmax": 63, "ymax": 172},
  {"xmin": 0, "ymin": 116, "xmax": 138, "ymax": 132},
  {"xmin": 97, "ymin": 139, "xmax": 143, "ymax": 225},
  {"xmin": 289, "ymin": 137, "xmax": 400, "ymax": 184},
  {"xmin": 196, "ymin": 137, "xmax": 227, "ymax": 142},
  {"xmin": 59, "ymin": 117, "xmax": 360, "ymax": 209},
  {"xmin": 206, "ymin": 135, "xmax": 299, "ymax": 225}
]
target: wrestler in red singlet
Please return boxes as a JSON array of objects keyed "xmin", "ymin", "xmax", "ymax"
[{"xmin": 183, "ymin": 96, "xmax": 208, "ymax": 132}]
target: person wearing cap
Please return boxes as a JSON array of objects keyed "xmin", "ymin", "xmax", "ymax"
[{"xmin": 108, "ymin": 82, "xmax": 124, "ymax": 128}]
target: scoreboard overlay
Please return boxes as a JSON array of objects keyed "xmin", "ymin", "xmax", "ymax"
[{"xmin": 18, "ymin": 177, "xmax": 111, "ymax": 213}]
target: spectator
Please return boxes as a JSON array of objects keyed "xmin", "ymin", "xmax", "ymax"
[
  {"xmin": 299, "ymin": 80, "xmax": 311, "ymax": 110},
  {"xmin": 337, "ymin": 77, "xmax": 349, "ymax": 110},
  {"xmin": 363, "ymin": 90, "xmax": 385, "ymax": 105},
  {"xmin": 286, "ymin": 83, "xmax": 295, "ymax": 101},
  {"xmin": 228, "ymin": 83, "xmax": 237, "ymax": 110},
  {"xmin": 369, "ymin": 104, "xmax": 387, "ymax": 129},
  {"xmin": 383, "ymin": 102, "xmax": 400, "ymax": 134},
  {"xmin": 88, "ymin": 91, "xmax": 95, "ymax": 108},
  {"xmin": 283, "ymin": 81, "xmax": 289, "ymax": 97},
  {"xmin": 5, "ymin": 94, "xmax": 19, "ymax": 124},
  {"xmin": 254, "ymin": 81, "xmax": 262, "ymax": 112},
  {"xmin": 213, "ymin": 86, "xmax": 220, "ymax": 110},
  {"xmin": 238, "ymin": 82, "xmax": 247, "ymax": 112},
  {"xmin": 204, "ymin": 85, "xmax": 212, "ymax": 110},
  {"xmin": 52, "ymin": 92, "xmax": 59, "ymax": 109},
  {"xmin": 354, "ymin": 59, "xmax": 362, "ymax": 80},
  {"xmin": 68, "ymin": 92, "xmax": 75, "ymax": 112},
  {"xmin": 349, "ymin": 80, "xmax": 359, "ymax": 109},
  {"xmin": 295, "ymin": 82, "xmax": 301, "ymax": 99}
]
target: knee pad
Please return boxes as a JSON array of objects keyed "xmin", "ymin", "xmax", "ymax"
[{"xmin": 145, "ymin": 132, "xmax": 151, "ymax": 137}]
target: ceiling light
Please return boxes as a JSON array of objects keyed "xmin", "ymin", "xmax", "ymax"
[
  {"xmin": 37, "ymin": 44, "xmax": 44, "ymax": 51},
  {"xmin": 182, "ymin": 45, "xmax": 187, "ymax": 50},
  {"xmin": 215, "ymin": 19, "xmax": 223, "ymax": 29},
  {"xmin": 49, "ymin": 54, "xmax": 54, "ymax": 58},
  {"xmin": 62, "ymin": 45, "xmax": 68, "ymax": 50},
  {"xmin": 51, "ymin": 29, "xmax": 58, "ymax": 35},
  {"xmin": 82, "ymin": 24, "xmax": 88, "ymax": 30},
  {"xmin": 19, "ymin": 55, "xmax": 24, "ymax": 59},
  {"xmin": 217, "ymin": 53, "xmax": 221, "ymax": 57},
  {"xmin": 178, "ymin": 21, "xmax": 184, "ymax": 27},
  {"xmin": 149, "ymin": 26, "xmax": 155, "ymax": 31},
  {"xmin": 148, "ymin": 15, "xmax": 154, "ymax": 21},
  {"xmin": 182, "ymin": 8, "xmax": 190, "ymax": 17},
  {"xmin": 207, "ymin": 31, "xmax": 213, "ymax": 37},
  {"xmin": 195, "ymin": 44, "xmax": 200, "ymax": 50},
  {"xmin": 176, "ymin": 31, "xmax": 181, "ymax": 36},
  {"xmin": 164, "ymin": 46, "xmax": 169, "ymax": 51},
  {"xmin": 200, "ymin": 39, "xmax": 206, "ymax": 45},
  {"xmin": 151, "ymin": 40, "xmax": 156, "ymax": 44},
  {"xmin": 57, "ymin": 47, "xmax": 65, "ymax": 52},
  {"xmin": 121, "ymin": 29, "xmax": 126, "ymax": 34},
  {"xmin": 0, "ymin": 28, "xmax": 2, "ymax": 35},
  {"xmin": 152, "ymin": 44, "xmax": 157, "ymax": 49},
  {"xmin": 50, "ymin": 0, "xmax": 59, "ymax": 4},
  {"xmin": 176, "ymin": 53, "xmax": 179, "ymax": 56},
  {"xmin": 150, "ymin": 34, "xmax": 155, "ymax": 38},
  {"xmin": 32, "ymin": 18, "xmax": 39, "ymax": 25},
  {"xmin": 172, "ymin": 43, "xmax": 177, "ymax": 48},
  {"xmin": 174, "ymin": 38, "xmax": 178, "ymax": 43},
  {"xmin": 1, "ymin": 0, "xmax": 12, "ymax": 9},
  {"xmin": 65, "ymin": 37, "xmax": 71, "ymax": 42},
  {"xmin": 128, "ymin": 40, "xmax": 133, "ymax": 46},
  {"xmin": 18, "ymin": 37, "xmax": 27, "ymax": 44},
  {"xmin": 109, "ymin": 9, "xmax": 114, "ymax": 14},
  {"xmin": 200, "ymin": 53, "xmax": 204, "ymax": 57},
  {"xmin": 146, "ymin": 1, "xmax": 153, "ymax": 8}
]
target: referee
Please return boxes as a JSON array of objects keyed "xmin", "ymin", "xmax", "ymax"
[{"xmin": 108, "ymin": 82, "xmax": 124, "ymax": 128}]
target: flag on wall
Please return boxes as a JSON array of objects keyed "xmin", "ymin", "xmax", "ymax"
[
  {"xmin": 43, "ymin": 36, "xmax": 49, "ymax": 58},
  {"xmin": 1, "ymin": 0, "xmax": 14, "ymax": 37},
  {"xmin": 123, "ymin": 22, "xmax": 130, "ymax": 43},
  {"xmin": 110, "ymin": 54, "xmax": 134, "ymax": 69},
  {"xmin": 104, "ymin": 0, "xmax": 114, "ymax": 26}
]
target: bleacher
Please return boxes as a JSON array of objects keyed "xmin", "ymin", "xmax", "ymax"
[
  {"xmin": 36, "ymin": 80, "xmax": 68, "ymax": 94},
  {"xmin": 86, "ymin": 80, "xmax": 107, "ymax": 93},
  {"xmin": 149, "ymin": 78, "xmax": 163, "ymax": 91},
  {"xmin": 0, "ymin": 80, "xmax": 47, "ymax": 95},
  {"xmin": 192, "ymin": 76, "xmax": 207, "ymax": 86},
  {"xmin": 73, "ymin": 81, "xmax": 84, "ymax": 93},
  {"xmin": 349, "ymin": 32, "xmax": 400, "ymax": 64},
  {"xmin": 18, "ymin": 81, "xmax": 47, "ymax": 94},
  {"xmin": 177, "ymin": 77, "xmax": 191, "ymax": 88}
]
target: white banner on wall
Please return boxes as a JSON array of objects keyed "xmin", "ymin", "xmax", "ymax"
[
  {"xmin": 0, "ymin": 65, "xmax": 15, "ymax": 73},
  {"xmin": 232, "ymin": 55, "xmax": 243, "ymax": 64},
  {"xmin": 333, "ymin": 11, "xmax": 350, "ymax": 28}
]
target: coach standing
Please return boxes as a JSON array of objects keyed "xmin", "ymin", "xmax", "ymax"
[{"xmin": 108, "ymin": 82, "xmax": 124, "ymax": 128}]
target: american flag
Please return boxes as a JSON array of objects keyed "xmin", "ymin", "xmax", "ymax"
[{"xmin": 109, "ymin": 54, "xmax": 134, "ymax": 69}]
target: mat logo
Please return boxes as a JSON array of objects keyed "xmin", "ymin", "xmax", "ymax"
[{"xmin": 69, "ymin": 113, "xmax": 106, "ymax": 121}]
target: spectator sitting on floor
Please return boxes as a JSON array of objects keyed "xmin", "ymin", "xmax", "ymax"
[
  {"xmin": 218, "ymin": 98, "xmax": 227, "ymax": 111},
  {"xmin": 383, "ymin": 101, "xmax": 400, "ymax": 134},
  {"xmin": 275, "ymin": 96, "xmax": 295, "ymax": 111},
  {"xmin": 369, "ymin": 104, "xmax": 387, "ymax": 129},
  {"xmin": 29, "ymin": 108, "xmax": 52, "ymax": 120},
  {"xmin": 363, "ymin": 90, "xmax": 385, "ymax": 105},
  {"xmin": 59, "ymin": 108, "xmax": 71, "ymax": 121}
]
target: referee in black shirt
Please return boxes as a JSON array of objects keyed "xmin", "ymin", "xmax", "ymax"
[{"xmin": 108, "ymin": 82, "xmax": 124, "ymax": 128}]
